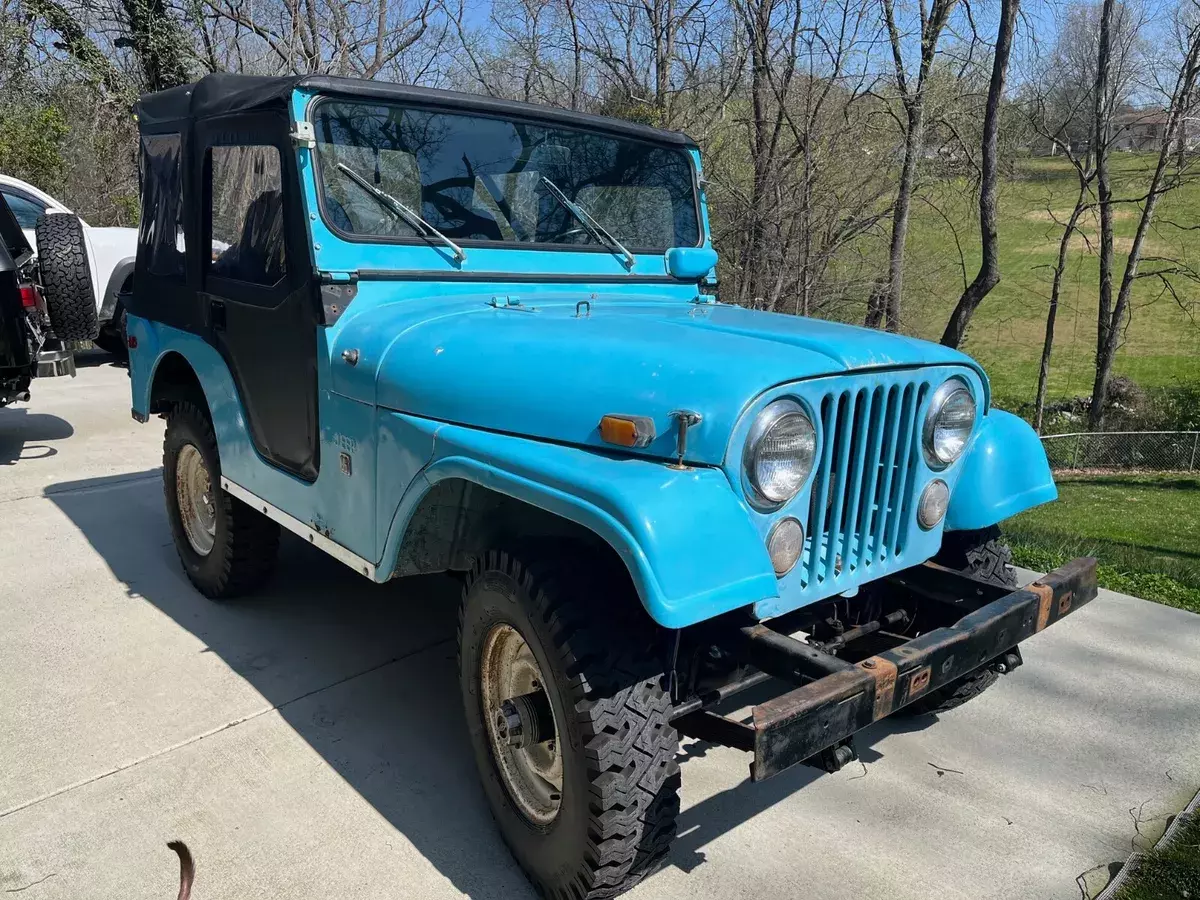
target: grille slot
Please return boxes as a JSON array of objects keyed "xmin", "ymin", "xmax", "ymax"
[{"xmin": 803, "ymin": 380, "xmax": 928, "ymax": 587}]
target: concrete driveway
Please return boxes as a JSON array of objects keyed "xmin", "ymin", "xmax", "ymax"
[{"xmin": 2, "ymin": 355, "xmax": 1198, "ymax": 900}]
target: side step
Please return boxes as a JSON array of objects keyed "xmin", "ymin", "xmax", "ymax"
[{"xmin": 220, "ymin": 477, "xmax": 377, "ymax": 580}]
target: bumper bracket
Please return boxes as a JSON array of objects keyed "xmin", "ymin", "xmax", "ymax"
[{"xmin": 676, "ymin": 558, "xmax": 1099, "ymax": 782}]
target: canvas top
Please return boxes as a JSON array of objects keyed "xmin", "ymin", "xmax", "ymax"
[{"xmin": 135, "ymin": 73, "xmax": 697, "ymax": 148}]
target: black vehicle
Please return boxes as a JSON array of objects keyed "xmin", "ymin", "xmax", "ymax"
[
  {"xmin": 0, "ymin": 191, "xmax": 46, "ymax": 407},
  {"xmin": 0, "ymin": 191, "xmax": 78, "ymax": 406}
]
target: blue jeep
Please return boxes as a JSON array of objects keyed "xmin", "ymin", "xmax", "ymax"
[{"xmin": 127, "ymin": 73, "xmax": 1097, "ymax": 897}]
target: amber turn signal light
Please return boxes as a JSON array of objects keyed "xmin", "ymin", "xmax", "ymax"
[{"xmin": 599, "ymin": 414, "xmax": 656, "ymax": 448}]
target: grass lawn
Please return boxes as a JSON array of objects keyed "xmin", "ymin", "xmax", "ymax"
[
  {"xmin": 1004, "ymin": 474, "xmax": 1200, "ymax": 612},
  {"xmin": 899, "ymin": 154, "xmax": 1200, "ymax": 412},
  {"xmin": 1112, "ymin": 812, "xmax": 1200, "ymax": 900}
]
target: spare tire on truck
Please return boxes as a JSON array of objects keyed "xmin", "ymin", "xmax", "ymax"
[{"xmin": 34, "ymin": 214, "xmax": 99, "ymax": 342}]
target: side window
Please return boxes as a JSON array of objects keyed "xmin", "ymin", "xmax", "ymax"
[
  {"xmin": 2, "ymin": 190, "xmax": 48, "ymax": 229},
  {"xmin": 209, "ymin": 144, "xmax": 286, "ymax": 286},
  {"xmin": 139, "ymin": 134, "xmax": 186, "ymax": 279}
]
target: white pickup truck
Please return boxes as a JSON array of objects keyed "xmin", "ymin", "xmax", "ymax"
[{"xmin": 0, "ymin": 174, "xmax": 137, "ymax": 357}]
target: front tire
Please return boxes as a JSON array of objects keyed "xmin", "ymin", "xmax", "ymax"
[
  {"xmin": 459, "ymin": 548, "xmax": 680, "ymax": 899},
  {"xmin": 899, "ymin": 526, "xmax": 1017, "ymax": 716},
  {"xmin": 934, "ymin": 525, "xmax": 1018, "ymax": 589},
  {"xmin": 163, "ymin": 401, "xmax": 280, "ymax": 598}
]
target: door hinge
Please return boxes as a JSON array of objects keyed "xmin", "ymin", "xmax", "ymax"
[
  {"xmin": 210, "ymin": 298, "xmax": 227, "ymax": 331},
  {"xmin": 291, "ymin": 121, "xmax": 316, "ymax": 149},
  {"xmin": 316, "ymin": 269, "xmax": 359, "ymax": 285}
]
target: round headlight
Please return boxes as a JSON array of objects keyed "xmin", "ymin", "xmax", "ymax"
[
  {"xmin": 767, "ymin": 518, "xmax": 805, "ymax": 576},
  {"xmin": 923, "ymin": 379, "xmax": 976, "ymax": 468},
  {"xmin": 744, "ymin": 400, "xmax": 817, "ymax": 506},
  {"xmin": 918, "ymin": 479, "xmax": 950, "ymax": 529}
]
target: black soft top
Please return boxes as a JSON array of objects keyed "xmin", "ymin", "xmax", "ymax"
[{"xmin": 136, "ymin": 73, "xmax": 698, "ymax": 148}]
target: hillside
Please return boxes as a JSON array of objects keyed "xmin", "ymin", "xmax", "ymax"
[{"xmin": 903, "ymin": 154, "xmax": 1200, "ymax": 413}]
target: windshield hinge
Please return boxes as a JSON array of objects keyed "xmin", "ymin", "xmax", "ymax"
[
  {"xmin": 291, "ymin": 121, "xmax": 316, "ymax": 149},
  {"xmin": 489, "ymin": 294, "xmax": 536, "ymax": 312}
]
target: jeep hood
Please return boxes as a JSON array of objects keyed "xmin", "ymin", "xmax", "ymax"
[{"xmin": 332, "ymin": 293, "xmax": 984, "ymax": 466}]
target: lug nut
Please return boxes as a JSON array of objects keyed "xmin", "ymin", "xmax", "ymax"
[{"xmin": 496, "ymin": 700, "xmax": 525, "ymax": 746}]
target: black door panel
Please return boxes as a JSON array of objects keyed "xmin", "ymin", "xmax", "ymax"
[
  {"xmin": 204, "ymin": 287, "xmax": 320, "ymax": 480},
  {"xmin": 198, "ymin": 116, "xmax": 320, "ymax": 481}
]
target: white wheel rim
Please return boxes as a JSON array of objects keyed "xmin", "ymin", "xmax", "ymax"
[
  {"xmin": 176, "ymin": 443, "xmax": 216, "ymax": 556},
  {"xmin": 480, "ymin": 623, "xmax": 563, "ymax": 825}
]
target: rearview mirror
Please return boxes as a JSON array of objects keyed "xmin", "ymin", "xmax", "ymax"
[{"xmin": 666, "ymin": 246, "xmax": 718, "ymax": 280}]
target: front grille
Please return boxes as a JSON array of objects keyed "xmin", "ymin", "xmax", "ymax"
[{"xmin": 802, "ymin": 379, "xmax": 930, "ymax": 588}]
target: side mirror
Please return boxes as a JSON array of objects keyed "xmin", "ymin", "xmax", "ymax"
[{"xmin": 666, "ymin": 246, "xmax": 718, "ymax": 280}]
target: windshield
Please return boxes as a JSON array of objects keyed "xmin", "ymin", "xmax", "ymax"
[{"xmin": 312, "ymin": 100, "xmax": 700, "ymax": 252}]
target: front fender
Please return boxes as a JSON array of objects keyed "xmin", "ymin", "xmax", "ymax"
[
  {"xmin": 378, "ymin": 415, "xmax": 778, "ymax": 629},
  {"xmin": 945, "ymin": 409, "xmax": 1057, "ymax": 531}
]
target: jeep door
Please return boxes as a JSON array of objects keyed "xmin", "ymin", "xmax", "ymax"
[{"xmin": 197, "ymin": 114, "xmax": 321, "ymax": 481}]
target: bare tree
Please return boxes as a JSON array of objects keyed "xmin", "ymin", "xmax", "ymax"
[
  {"xmin": 1033, "ymin": 182, "xmax": 1091, "ymax": 431},
  {"xmin": 1089, "ymin": 0, "xmax": 1118, "ymax": 428},
  {"xmin": 940, "ymin": 0, "xmax": 1020, "ymax": 348},
  {"xmin": 1018, "ymin": 0, "xmax": 1149, "ymax": 429},
  {"xmin": 1090, "ymin": 0, "xmax": 1200, "ymax": 427},
  {"xmin": 707, "ymin": 0, "xmax": 890, "ymax": 314},
  {"xmin": 200, "ymin": 0, "xmax": 439, "ymax": 77},
  {"xmin": 865, "ymin": 0, "xmax": 957, "ymax": 332}
]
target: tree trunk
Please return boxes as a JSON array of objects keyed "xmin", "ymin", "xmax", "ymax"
[
  {"xmin": 869, "ymin": 0, "xmax": 956, "ymax": 332},
  {"xmin": 740, "ymin": 0, "xmax": 777, "ymax": 309},
  {"xmin": 940, "ymin": 0, "xmax": 1020, "ymax": 348},
  {"xmin": 120, "ymin": 0, "xmax": 191, "ymax": 90},
  {"xmin": 1092, "ymin": 27, "xmax": 1200, "ymax": 429},
  {"xmin": 1088, "ymin": 0, "xmax": 1116, "ymax": 430},
  {"xmin": 1034, "ymin": 188, "xmax": 1088, "ymax": 433},
  {"xmin": 881, "ymin": 103, "xmax": 921, "ymax": 332}
]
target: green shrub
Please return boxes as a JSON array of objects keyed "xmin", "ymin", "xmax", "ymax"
[
  {"xmin": 1148, "ymin": 381, "xmax": 1200, "ymax": 431},
  {"xmin": 0, "ymin": 104, "xmax": 69, "ymax": 191}
]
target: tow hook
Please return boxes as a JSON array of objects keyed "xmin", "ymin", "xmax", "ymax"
[
  {"xmin": 805, "ymin": 738, "xmax": 858, "ymax": 774},
  {"xmin": 991, "ymin": 648, "xmax": 1023, "ymax": 675}
]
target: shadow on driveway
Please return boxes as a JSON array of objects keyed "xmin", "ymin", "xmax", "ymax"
[
  {"xmin": 0, "ymin": 407, "xmax": 74, "ymax": 464},
  {"xmin": 46, "ymin": 469, "xmax": 937, "ymax": 897}
]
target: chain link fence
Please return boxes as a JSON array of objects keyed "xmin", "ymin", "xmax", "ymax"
[{"xmin": 1041, "ymin": 431, "xmax": 1200, "ymax": 472}]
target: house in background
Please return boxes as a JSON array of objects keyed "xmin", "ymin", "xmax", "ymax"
[
  {"xmin": 1030, "ymin": 107, "xmax": 1200, "ymax": 156},
  {"xmin": 1113, "ymin": 108, "xmax": 1200, "ymax": 152}
]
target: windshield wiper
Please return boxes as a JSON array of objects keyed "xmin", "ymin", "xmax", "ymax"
[
  {"xmin": 539, "ymin": 176, "xmax": 635, "ymax": 270},
  {"xmin": 336, "ymin": 162, "xmax": 466, "ymax": 263}
]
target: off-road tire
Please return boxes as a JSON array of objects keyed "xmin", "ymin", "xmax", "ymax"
[
  {"xmin": 459, "ymin": 548, "xmax": 680, "ymax": 900},
  {"xmin": 899, "ymin": 526, "xmax": 1017, "ymax": 716},
  {"xmin": 163, "ymin": 401, "xmax": 280, "ymax": 598},
  {"xmin": 34, "ymin": 214, "xmax": 99, "ymax": 342},
  {"xmin": 934, "ymin": 525, "xmax": 1018, "ymax": 588}
]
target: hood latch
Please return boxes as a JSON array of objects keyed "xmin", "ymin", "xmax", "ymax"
[{"xmin": 668, "ymin": 409, "xmax": 702, "ymax": 469}]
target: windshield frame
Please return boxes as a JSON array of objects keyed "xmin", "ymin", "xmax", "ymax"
[{"xmin": 306, "ymin": 95, "xmax": 705, "ymax": 257}]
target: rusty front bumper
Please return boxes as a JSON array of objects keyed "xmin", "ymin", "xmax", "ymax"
[{"xmin": 678, "ymin": 558, "xmax": 1099, "ymax": 781}]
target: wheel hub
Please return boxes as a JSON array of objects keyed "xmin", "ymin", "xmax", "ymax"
[
  {"xmin": 175, "ymin": 443, "xmax": 216, "ymax": 556},
  {"xmin": 496, "ymin": 690, "xmax": 556, "ymax": 749},
  {"xmin": 480, "ymin": 624, "xmax": 563, "ymax": 825}
]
